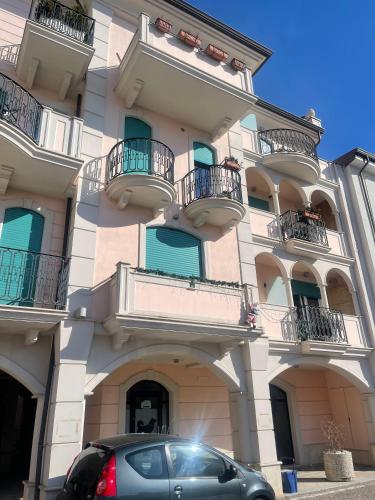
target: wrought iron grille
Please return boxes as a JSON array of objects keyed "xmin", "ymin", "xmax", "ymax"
[
  {"xmin": 0, "ymin": 247, "xmax": 69, "ymax": 309},
  {"xmin": 258, "ymin": 128, "xmax": 318, "ymax": 161},
  {"xmin": 280, "ymin": 210, "xmax": 328, "ymax": 247},
  {"xmin": 0, "ymin": 72, "xmax": 42, "ymax": 142},
  {"xmin": 29, "ymin": 0, "xmax": 95, "ymax": 46},
  {"xmin": 106, "ymin": 138, "xmax": 175, "ymax": 185},
  {"xmin": 182, "ymin": 165, "xmax": 243, "ymax": 207},
  {"xmin": 293, "ymin": 305, "xmax": 347, "ymax": 344}
]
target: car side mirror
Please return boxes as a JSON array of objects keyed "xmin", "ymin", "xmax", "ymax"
[{"xmin": 220, "ymin": 464, "xmax": 237, "ymax": 482}]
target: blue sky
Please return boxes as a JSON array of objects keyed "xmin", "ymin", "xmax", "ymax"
[{"xmin": 188, "ymin": 0, "xmax": 375, "ymax": 160}]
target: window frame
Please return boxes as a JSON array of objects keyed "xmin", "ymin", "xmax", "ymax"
[{"xmin": 125, "ymin": 445, "xmax": 169, "ymax": 480}]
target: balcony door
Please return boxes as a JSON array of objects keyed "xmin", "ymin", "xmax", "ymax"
[
  {"xmin": 193, "ymin": 142, "xmax": 215, "ymax": 199},
  {"xmin": 124, "ymin": 117, "xmax": 152, "ymax": 174},
  {"xmin": 0, "ymin": 208, "xmax": 44, "ymax": 306},
  {"xmin": 270, "ymin": 384, "xmax": 294, "ymax": 462}
]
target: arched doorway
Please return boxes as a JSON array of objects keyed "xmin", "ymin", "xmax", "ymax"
[
  {"xmin": 0, "ymin": 370, "xmax": 36, "ymax": 493},
  {"xmin": 126, "ymin": 380, "xmax": 169, "ymax": 434},
  {"xmin": 270, "ymin": 384, "xmax": 294, "ymax": 462}
]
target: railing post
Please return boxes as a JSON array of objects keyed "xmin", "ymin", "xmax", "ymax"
[
  {"xmin": 139, "ymin": 13, "xmax": 150, "ymax": 44},
  {"xmin": 116, "ymin": 262, "xmax": 132, "ymax": 315}
]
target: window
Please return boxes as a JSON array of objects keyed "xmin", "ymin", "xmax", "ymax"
[
  {"xmin": 146, "ymin": 227, "xmax": 202, "ymax": 278},
  {"xmin": 126, "ymin": 446, "xmax": 167, "ymax": 479},
  {"xmin": 169, "ymin": 444, "xmax": 226, "ymax": 478},
  {"xmin": 248, "ymin": 196, "xmax": 270, "ymax": 212},
  {"xmin": 124, "ymin": 117, "xmax": 152, "ymax": 174}
]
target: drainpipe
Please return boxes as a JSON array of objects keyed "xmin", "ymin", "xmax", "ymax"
[
  {"xmin": 358, "ymin": 155, "xmax": 375, "ymax": 238},
  {"xmin": 33, "ymin": 197, "xmax": 71, "ymax": 499},
  {"xmin": 33, "ymin": 336, "xmax": 55, "ymax": 500}
]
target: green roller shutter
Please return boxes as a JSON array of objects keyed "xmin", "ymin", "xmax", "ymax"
[
  {"xmin": 193, "ymin": 142, "xmax": 215, "ymax": 199},
  {"xmin": 291, "ymin": 280, "xmax": 321, "ymax": 300},
  {"xmin": 124, "ymin": 117, "xmax": 152, "ymax": 174},
  {"xmin": 0, "ymin": 208, "xmax": 44, "ymax": 305},
  {"xmin": 248, "ymin": 196, "xmax": 270, "ymax": 211},
  {"xmin": 146, "ymin": 227, "xmax": 202, "ymax": 278},
  {"xmin": 193, "ymin": 142, "xmax": 215, "ymax": 167}
]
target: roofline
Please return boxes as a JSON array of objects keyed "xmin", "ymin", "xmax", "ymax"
[
  {"xmin": 255, "ymin": 98, "xmax": 325, "ymax": 134},
  {"xmin": 161, "ymin": 0, "xmax": 273, "ymax": 73},
  {"xmin": 334, "ymin": 148, "xmax": 375, "ymax": 167}
]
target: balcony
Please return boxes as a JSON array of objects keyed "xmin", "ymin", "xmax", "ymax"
[
  {"xmin": 182, "ymin": 166, "xmax": 245, "ymax": 230},
  {"xmin": 0, "ymin": 72, "xmax": 83, "ymax": 196},
  {"xmin": 16, "ymin": 0, "xmax": 95, "ymax": 98},
  {"xmin": 106, "ymin": 138, "xmax": 176, "ymax": 213},
  {"xmin": 260, "ymin": 304, "xmax": 367, "ymax": 353},
  {"xmin": 259, "ymin": 129, "xmax": 320, "ymax": 183},
  {"xmin": 100, "ymin": 264, "xmax": 252, "ymax": 349},
  {"xmin": 279, "ymin": 210, "xmax": 331, "ymax": 257},
  {"xmin": 0, "ymin": 247, "xmax": 69, "ymax": 339},
  {"xmin": 115, "ymin": 14, "xmax": 257, "ymax": 139}
]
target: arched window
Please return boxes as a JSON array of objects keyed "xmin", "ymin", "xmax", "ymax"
[
  {"xmin": 0, "ymin": 208, "xmax": 45, "ymax": 305},
  {"xmin": 193, "ymin": 142, "xmax": 215, "ymax": 168},
  {"xmin": 124, "ymin": 117, "xmax": 152, "ymax": 174},
  {"xmin": 193, "ymin": 142, "xmax": 215, "ymax": 199},
  {"xmin": 146, "ymin": 227, "xmax": 202, "ymax": 278}
]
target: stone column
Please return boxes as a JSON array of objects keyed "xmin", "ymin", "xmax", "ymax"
[
  {"xmin": 283, "ymin": 277, "xmax": 295, "ymax": 308},
  {"xmin": 271, "ymin": 188, "xmax": 281, "ymax": 216},
  {"xmin": 23, "ymin": 394, "xmax": 44, "ymax": 500},
  {"xmin": 39, "ymin": 320, "xmax": 94, "ymax": 500},
  {"xmin": 320, "ymin": 283, "xmax": 330, "ymax": 309},
  {"xmin": 364, "ymin": 394, "xmax": 375, "ymax": 466},
  {"xmin": 240, "ymin": 337, "xmax": 283, "ymax": 497}
]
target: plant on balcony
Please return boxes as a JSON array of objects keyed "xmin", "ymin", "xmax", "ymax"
[
  {"xmin": 135, "ymin": 267, "xmax": 240, "ymax": 288},
  {"xmin": 178, "ymin": 30, "xmax": 201, "ymax": 48},
  {"xmin": 302, "ymin": 205, "xmax": 321, "ymax": 220},
  {"xmin": 223, "ymin": 156, "xmax": 241, "ymax": 170},
  {"xmin": 321, "ymin": 418, "xmax": 354, "ymax": 482},
  {"xmin": 231, "ymin": 58, "xmax": 245, "ymax": 72},
  {"xmin": 205, "ymin": 44, "xmax": 228, "ymax": 62},
  {"xmin": 155, "ymin": 17, "xmax": 172, "ymax": 34}
]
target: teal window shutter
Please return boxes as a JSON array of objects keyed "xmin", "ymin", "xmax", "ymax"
[
  {"xmin": 248, "ymin": 196, "xmax": 270, "ymax": 212},
  {"xmin": 0, "ymin": 208, "xmax": 45, "ymax": 305},
  {"xmin": 291, "ymin": 280, "xmax": 321, "ymax": 300},
  {"xmin": 193, "ymin": 142, "xmax": 215, "ymax": 167},
  {"xmin": 146, "ymin": 227, "xmax": 202, "ymax": 278},
  {"xmin": 124, "ymin": 117, "xmax": 152, "ymax": 174}
]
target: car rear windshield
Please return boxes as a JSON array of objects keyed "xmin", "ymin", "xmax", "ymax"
[{"xmin": 65, "ymin": 445, "xmax": 108, "ymax": 498}]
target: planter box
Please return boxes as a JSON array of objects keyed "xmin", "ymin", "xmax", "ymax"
[
  {"xmin": 178, "ymin": 30, "xmax": 201, "ymax": 48},
  {"xmin": 323, "ymin": 451, "xmax": 354, "ymax": 481},
  {"xmin": 224, "ymin": 159, "xmax": 240, "ymax": 170},
  {"xmin": 205, "ymin": 44, "xmax": 228, "ymax": 62},
  {"xmin": 231, "ymin": 58, "xmax": 245, "ymax": 72},
  {"xmin": 155, "ymin": 17, "xmax": 172, "ymax": 34},
  {"xmin": 303, "ymin": 210, "xmax": 321, "ymax": 220}
]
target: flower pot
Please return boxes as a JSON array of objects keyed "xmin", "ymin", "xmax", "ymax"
[
  {"xmin": 303, "ymin": 210, "xmax": 320, "ymax": 220},
  {"xmin": 205, "ymin": 44, "xmax": 228, "ymax": 62},
  {"xmin": 231, "ymin": 58, "xmax": 245, "ymax": 72},
  {"xmin": 155, "ymin": 17, "xmax": 172, "ymax": 34},
  {"xmin": 178, "ymin": 30, "xmax": 201, "ymax": 48},
  {"xmin": 323, "ymin": 451, "xmax": 354, "ymax": 481},
  {"xmin": 224, "ymin": 159, "xmax": 240, "ymax": 170}
]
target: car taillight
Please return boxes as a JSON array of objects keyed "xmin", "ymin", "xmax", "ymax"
[{"xmin": 95, "ymin": 454, "xmax": 117, "ymax": 497}]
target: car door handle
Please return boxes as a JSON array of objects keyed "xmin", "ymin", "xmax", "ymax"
[{"xmin": 174, "ymin": 485, "xmax": 183, "ymax": 496}]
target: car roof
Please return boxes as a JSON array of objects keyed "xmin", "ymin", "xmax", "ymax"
[{"xmin": 90, "ymin": 434, "xmax": 190, "ymax": 450}]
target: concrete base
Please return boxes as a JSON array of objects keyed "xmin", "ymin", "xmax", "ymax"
[{"xmin": 257, "ymin": 462, "xmax": 283, "ymax": 498}]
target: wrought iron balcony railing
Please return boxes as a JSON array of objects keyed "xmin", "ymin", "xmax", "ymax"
[
  {"xmin": 182, "ymin": 165, "xmax": 243, "ymax": 207},
  {"xmin": 280, "ymin": 210, "xmax": 329, "ymax": 247},
  {"xmin": 258, "ymin": 128, "xmax": 318, "ymax": 161},
  {"xmin": 106, "ymin": 138, "xmax": 175, "ymax": 185},
  {"xmin": 0, "ymin": 72, "xmax": 42, "ymax": 143},
  {"xmin": 29, "ymin": 0, "xmax": 95, "ymax": 46},
  {"xmin": 0, "ymin": 247, "xmax": 69, "ymax": 309},
  {"xmin": 293, "ymin": 305, "xmax": 347, "ymax": 344}
]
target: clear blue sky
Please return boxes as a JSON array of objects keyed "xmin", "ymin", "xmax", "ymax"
[{"xmin": 189, "ymin": 0, "xmax": 375, "ymax": 160}]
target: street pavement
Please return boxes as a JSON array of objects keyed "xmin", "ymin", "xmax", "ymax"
[{"xmin": 285, "ymin": 479, "xmax": 375, "ymax": 499}]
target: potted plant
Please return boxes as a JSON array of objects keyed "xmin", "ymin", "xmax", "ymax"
[
  {"xmin": 205, "ymin": 44, "xmax": 228, "ymax": 62},
  {"xmin": 231, "ymin": 58, "xmax": 245, "ymax": 72},
  {"xmin": 155, "ymin": 17, "xmax": 172, "ymax": 34},
  {"xmin": 321, "ymin": 419, "xmax": 354, "ymax": 482},
  {"xmin": 178, "ymin": 29, "xmax": 201, "ymax": 48},
  {"xmin": 303, "ymin": 206, "xmax": 321, "ymax": 220},
  {"xmin": 223, "ymin": 156, "xmax": 240, "ymax": 170}
]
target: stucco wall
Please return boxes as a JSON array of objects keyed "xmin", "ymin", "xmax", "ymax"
[
  {"xmin": 84, "ymin": 361, "xmax": 234, "ymax": 455},
  {"xmin": 0, "ymin": 0, "xmax": 27, "ymax": 46}
]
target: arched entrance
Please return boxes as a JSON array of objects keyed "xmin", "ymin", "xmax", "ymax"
[
  {"xmin": 126, "ymin": 380, "xmax": 169, "ymax": 434},
  {"xmin": 270, "ymin": 384, "xmax": 294, "ymax": 462},
  {"xmin": 0, "ymin": 370, "xmax": 36, "ymax": 493}
]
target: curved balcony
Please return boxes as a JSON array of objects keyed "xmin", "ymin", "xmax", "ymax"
[
  {"xmin": 182, "ymin": 166, "xmax": 245, "ymax": 230},
  {"xmin": 106, "ymin": 138, "xmax": 176, "ymax": 213},
  {"xmin": 0, "ymin": 72, "xmax": 42, "ymax": 143},
  {"xmin": 258, "ymin": 129, "xmax": 320, "ymax": 183}
]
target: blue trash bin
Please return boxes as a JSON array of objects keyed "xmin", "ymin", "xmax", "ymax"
[{"xmin": 282, "ymin": 469, "xmax": 298, "ymax": 494}]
